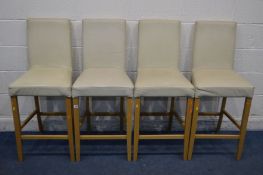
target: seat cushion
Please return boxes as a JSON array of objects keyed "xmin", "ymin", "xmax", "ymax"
[
  {"xmin": 72, "ymin": 69, "xmax": 134, "ymax": 97},
  {"xmin": 134, "ymin": 69, "xmax": 194, "ymax": 97},
  {"xmin": 9, "ymin": 68, "xmax": 72, "ymax": 97},
  {"xmin": 192, "ymin": 70, "xmax": 254, "ymax": 97}
]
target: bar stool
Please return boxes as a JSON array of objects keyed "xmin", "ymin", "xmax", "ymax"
[
  {"xmin": 8, "ymin": 18, "xmax": 74, "ymax": 161},
  {"xmin": 72, "ymin": 19, "xmax": 134, "ymax": 161},
  {"xmin": 188, "ymin": 21, "xmax": 254, "ymax": 160},
  {"xmin": 133, "ymin": 20, "xmax": 195, "ymax": 161}
]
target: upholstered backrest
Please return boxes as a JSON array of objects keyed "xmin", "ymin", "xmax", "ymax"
[
  {"xmin": 193, "ymin": 21, "xmax": 237, "ymax": 70},
  {"xmin": 83, "ymin": 19, "xmax": 126, "ymax": 70},
  {"xmin": 28, "ymin": 18, "xmax": 72, "ymax": 70},
  {"xmin": 138, "ymin": 20, "xmax": 180, "ymax": 69}
]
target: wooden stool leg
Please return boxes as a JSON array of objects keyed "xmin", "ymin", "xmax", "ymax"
[
  {"xmin": 34, "ymin": 96, "xmax": 44, "ymax": 132},
  {"xmin": 73, "ymin": 97, "xmax": 80, "ymax": 161},
  {"xmin": 216, "ymin": 97, "xmax": 227, "ymax": 132},
  {"xmin": 126, "ymin": 97, "xmax": 132, "ymax": 161},
  {"xmin": 11, "ymin": 96, "xmax": 23, "ymax": 161},
  {"xmin": 184, "ymin": 98, "xmax": 193, "ymax": 160},
  {"xmin": 66, "ymin": 97, "xmax": 75, "ymax": 161},
  {"xmin": 188, "ymin": 98, "xmax": 200, "ymax": 160},
  {"xmin": 120, "ymin": 97, "xmax": 125, "ymax": 132},
  {"xmin": 168, "ymin": 97, "xmax": 175, "ymax": 131},
  {"xmin": 133, "ymin": 97, "xmax": 140, "ymax": 161},
  {"xmin": 86, "ymin": 97, "xmax": 91, "ymax": 131},
  {"xmin": 237, "ymin": 97, "xmax": 252, "ymax": 160}
]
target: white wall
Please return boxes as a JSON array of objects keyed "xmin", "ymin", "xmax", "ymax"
[{"xmin": 0, "ymin": 0, "xmax": 263, "ymax": 131}]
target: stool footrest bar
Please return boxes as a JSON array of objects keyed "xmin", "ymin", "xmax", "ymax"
[
  {"xmin": 195, "ymin": 134, "xmax": 240, "ymax": 139},
  {"xmin": 88, "ymin": 112, "xmax": 121, "ymax": 116},
  {"xmin": 139, "ymin": 134, "xmax": 184, "ymax": 140},
  {"xmin": 80, "ymin": 135, "xmax": 127, "ymax": 140},
  {"xmin": 199, "ymin": 112, "xmax": 221, "ymax": 116},
  {"xmin": 39, "ymin": 112, "xmax": 66, "ymax": 116},
  {"xmin": 140, "ymin": 112, "xmax": 170, "ymax": 116},
  {"xmin": 21, "ymin": 135, "xmax": 68, "ymax": 140}
]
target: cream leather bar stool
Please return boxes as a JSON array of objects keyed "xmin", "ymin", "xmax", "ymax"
[
  {"xmin": 9, "ymin": 18, "xmax": 74, "ymax": 161},
  {"xmin": 133, "ymin": 20, "xmax": 195, "ymax": 161},
  {"xmin": 188, "ymin": 21, "xmax": 254, "ymax": 160},
  {"xmin": 72, "ymin": 19, "xmax": 134, "ymax": 161}
]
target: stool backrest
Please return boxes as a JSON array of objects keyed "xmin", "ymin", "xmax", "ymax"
[
  {"xmin": 138, "ymin": 20, "xmax": 180, "ymax": 70},
  {"xmin": 83, "ymin": 19, "xmax": 126, "ymax": 70},
  {"xmin": 28, "ymin": 18, "xmax": 72, "ymax": 70},
  {"xmin": 193, "ymin": 21, "xmax": 236, "ymax": 70}
]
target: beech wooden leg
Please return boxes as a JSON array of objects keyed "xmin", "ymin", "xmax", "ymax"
[
  {"xmin": 11, "ymin": 96, "xmax": 23, "ymax": 161},
  {"xmin": 73, "ymin": 97, "xmax": 80, "ymax": 161},
  {"xmin": 184, "ymin": 98, "xmax": 193, "ymax": 160},
  {"xmin": 86, "ymin": 97, "xmax": 91, "ymax": 131},
  {"xmin": 126, "ymin": 97, "xmax": 132, "ymax": 161},
  {"xmin": 66, "ymin": 97, "xmax": 75, "ymax": 161},
  {"xmin": 34, "ymin": 96, "xmax": 44, "ymax": 132},
  {"xmin": 216, "ymin": 97, "xmax": 227, "ymax": 132},
  {"xmin": 188, "ymin": 98, "xmax": 200, "ymax": 160},
  {"xmin": 168, "ymin": 97, "xmax": 175, "ymax": 131},
  {"xmin": 236, "ymin": 97, "xmax": 252, "ymax": 160},
  {"xmin": 133, "ymin": 97, "xmax": 140, "ymax": 161},
  {"xmin": 120, "ymin": 97, "xmax": 125, "ymax": 132}
]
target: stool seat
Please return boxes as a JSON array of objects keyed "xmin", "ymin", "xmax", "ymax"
[
  {"xmin": 9, "ymin": 67, "xmax": 72, "ymax": 97},
  {"xmin": 72, "ymin": 68, "xmax": 133, "ymax": 97},
  {"xmin": 135, "ymin": 69, "xmax": 194, "ymax": 97},
  {"xmin": 192, "ymin": 69, "xmax": 254, "ymax": 97}
]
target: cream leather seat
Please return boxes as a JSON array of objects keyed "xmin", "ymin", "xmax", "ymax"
[
  {"xmin": 188, "ymin": 21, "xmax": 254, "ymax": 160},
  {"xmin": 193, "ymin": 69, "xmax": 253, "ymax": 97},
  {"xmin": 9, "ymin": 68, "xmax": 72, "ymax": 96},
  {"xmin": 9, "ymin": 18, "xmax": 74, "ymax": 161},
  {"xmin": 73, "ymin": 68, "xmax": 133, "ymax": 97},
  {"xmin": 133, "ymin": 20, "xmax": 195, "ymax": 161},
  {"xmin": 72, "ymin": 19, "xmax": 133, "ymax": 161},
  {"xmin": 135, "ymin": 69, "xmax": 194, "ymax": 97}
]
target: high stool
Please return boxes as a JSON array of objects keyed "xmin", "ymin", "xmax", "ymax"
[
  {"xmin": 8, "ymin": 18, "xmax": 74, "ymax": 161},
  {"xmin": 133, "ymin": 20, "xmax": 195, "ymax": 161},
  {"xmin": 72, "ymin": 19, "xmax": 134, "ymax": 161},
  {"xmin": 188, "ymin": 21, "xmax": 254, "ymax": 160}
]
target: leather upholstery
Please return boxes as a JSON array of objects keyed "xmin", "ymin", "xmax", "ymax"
[
  {"xmin": 9, "ymin": 18, "xmax": 72, "ymax": 97},
  {"xmin": 72, "ymin": 19, "xmax": 133, "ymax": 97},
  {"xmin": 73, "ymin": 68, "xmax": 133, "ymax": 97},
  {"xmin": 83, "ymin": 19, "xmax": 126, "ymax": 70},
  {"xmin": 193, "ymin": 70, "xmax": 254, "ymax": 97},
  {"xmin": 135, "ymin": 69, "xmax": 194, "ymax": 97},
  {"xmin": 193, "ymin": 21, "xmax": 236, "ymax": 70},
  {"xmin": 192, "ymin": 21, "xmax": 254, "ymax": 97},
  {"xmin": 28, "ymin": 18, "xmax": 72, "ymax": 70},
  {"xmin": 135, "ymin": 20, "xmax": 194, "ymax": 97},
  {"xmin": 9, "ymin": 68, "xmax": 72, "ymax": 97},
  {"xmin": 138, "ymin": 20, "xmax": 180, "ymax": 69}
]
